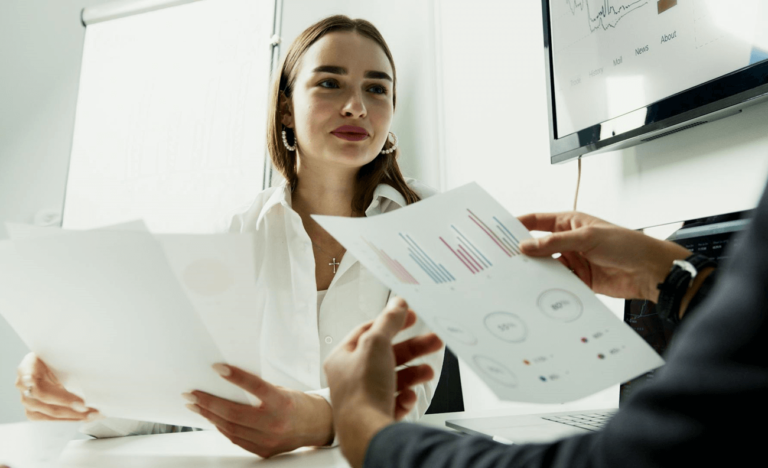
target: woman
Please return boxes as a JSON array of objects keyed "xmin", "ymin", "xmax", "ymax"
[{"xmin": 14, "ymin": 15, "xmax": 444, "ymax": 457}]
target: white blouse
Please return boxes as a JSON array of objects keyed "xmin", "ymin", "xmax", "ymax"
[
  {"xmin": 228, "ymin": 179, "xmax": 444, "ymax": 414},
  {"xmin": 82, "ymin": 179, "xmax": 444, "ymax": 438}
]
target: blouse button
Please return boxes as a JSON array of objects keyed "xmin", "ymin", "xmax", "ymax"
[{"xmin": 324, "ymin": 336, "xmax": 333, "ymax": 344}]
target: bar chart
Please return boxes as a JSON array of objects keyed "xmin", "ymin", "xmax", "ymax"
[
  {"xmin": 314, "ymin": 182, "xmax": 666, "ymax": 403},
  {"xmin": 361, "ymin": 237, "xmax": 420, "ymax": 285},
  {"xmin": 399, "ymin": 233, "xmax": 456, "ymax": 284},
  {"xmin": 356, "ymin": 206, "xmax": 528, "ymax": 284}
]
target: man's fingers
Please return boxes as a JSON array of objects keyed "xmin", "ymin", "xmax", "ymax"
[
  {"xmin": 340, "ymin": 321, "xmax": 374, "ymax": 351},
  {"xmin": 368, "ymin": 297, "xmax": 411, "ymax": 341},
  {"xmin": 394, "ymin": 389, "xmax": 417, "ymax": 421},
  {"xmin": 520, "ymin": 228, "xmax": 594, "ymax": 257},
  {"xmin": 517, "ymin": 212, "xmax": 562, "ymax": 233},
  {"xmin": 562, "ymin": 251, "xmax": 592, "ymax": 285},
  {"xmin": 393, "ymin": 333, "xmax": 443, "ymax": 367},
  {"xmin": 396, "ymin": 364, "xmax": 435, "ymax": 392},
  {"xmin": 402, "ymin": 309, "xmax": 417, "ymax": 331}
]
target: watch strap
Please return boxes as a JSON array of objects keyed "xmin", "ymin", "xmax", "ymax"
[{"xmin": 657, "ymin": 254, "xmax": 716, "ymax": 324}]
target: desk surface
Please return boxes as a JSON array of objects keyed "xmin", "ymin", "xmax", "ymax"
[
  {"xmin": 60, "ymin": 431, "xmax": 350, "ymax": 468},
  {"xmin": 55, "ymin": 407, "xmax": 611, "ymax": 467},
  {"xmin": 54, "ymin": 413, "xmax": 461, "ymax": 468}
]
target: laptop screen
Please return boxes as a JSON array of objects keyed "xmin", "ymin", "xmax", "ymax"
[{"xmin": 619, "ymin": 211, "xmax": 752, "ymax": 403}]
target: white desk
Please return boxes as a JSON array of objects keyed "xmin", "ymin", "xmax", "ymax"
[
  {"xmin": 52, "ymin": 406, "xmax": 612, "ymax": 467},
  {"xmin": 59, "ymin": 431, "xmax": 349, "ymax": 468},
  {"xmin": 51, "ymin": 414, "xmax": 452, "ymax": 467}
]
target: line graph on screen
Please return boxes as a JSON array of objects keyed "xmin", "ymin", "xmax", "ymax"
[{"xmin": 565, "ymin": 0, "xmax": 649, "ymax": 33}]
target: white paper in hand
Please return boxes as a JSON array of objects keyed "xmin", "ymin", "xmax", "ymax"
[
  {"xmin": 314, "ymin": 183, "xmax": 664, "ymax": 403},
  {"xmin": 0, "ymin": 229, "xmax": 252, "ymax": 429}
]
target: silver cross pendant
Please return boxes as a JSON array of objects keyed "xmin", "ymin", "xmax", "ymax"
[{"xmin": 330, "ymin": 258, "xmax": 340, "ymax": 274}]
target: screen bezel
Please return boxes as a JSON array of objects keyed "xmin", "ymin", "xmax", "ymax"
[{"xmin": 542, "ymin": 0, "xmax": 768, "ymax": 164}]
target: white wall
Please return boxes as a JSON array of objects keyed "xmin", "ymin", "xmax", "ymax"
[
  {"xmin": 0, "ymin": 0, "xmax": 123, "ymax": 424},
  {"xmin": 437, "ymin": 0, "xmax": 768, "ymax": 412}
]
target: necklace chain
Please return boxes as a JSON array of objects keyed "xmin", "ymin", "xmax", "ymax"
[
  {"xmin": 311, "ymin": 240, "xmax": 344, "ymax": 274},
  {"xmin": 302, "ymin": 208, "xmax": 352, "ymax": 274},
  {"xmin": 310, "ymin": 239, "xmax": 342, "ymax": 257}
]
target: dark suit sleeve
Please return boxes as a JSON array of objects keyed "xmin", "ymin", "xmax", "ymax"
[{"xmin": 365, "ymin": 186, "xmax": 768, "ymax": 468}]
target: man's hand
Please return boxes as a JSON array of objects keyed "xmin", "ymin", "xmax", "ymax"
[
  {"xmin": 184, "ymin": 365, "xmax": 334, "ymax": 458},
  {"xmin": 324, "ymin": 297, "xmax": 443, "ymax": 468},
  {"xmin": 518, "ymin": 212, "xmax": 694, "ymax": 303}
]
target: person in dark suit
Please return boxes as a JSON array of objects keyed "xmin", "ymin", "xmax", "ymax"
[{"xmin": 323, "ymin": 183, "xmax": 768, "ymax": 468}]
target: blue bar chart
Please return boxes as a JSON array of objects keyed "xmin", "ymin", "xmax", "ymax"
[{"xmin": 399, "ymin": 233, "xmax": 456, "ymax": 284}]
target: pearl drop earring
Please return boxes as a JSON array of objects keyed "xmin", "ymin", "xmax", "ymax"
[
  {"xmin": 380, "ymin": 132, "xmax": 398, "ymax": 155},
  {"xmin": 282, "ymin": 129, "xmax": 296, "ymax": 152}
]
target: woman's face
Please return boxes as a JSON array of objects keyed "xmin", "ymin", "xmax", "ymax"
[{"xmin": 283, "ymin": 31, "xmax": 394, "ymax": 172}]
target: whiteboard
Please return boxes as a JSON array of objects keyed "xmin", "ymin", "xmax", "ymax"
[{"xmin": 64, "ymin": 0, "xmax": 275, "ymax": 233}]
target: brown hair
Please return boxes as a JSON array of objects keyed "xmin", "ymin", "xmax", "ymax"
[{"xmin": 266, "ymin": 15, "xmax": 420, "ymax": 214}]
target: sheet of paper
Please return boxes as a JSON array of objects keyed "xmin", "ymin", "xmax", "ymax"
[
  {"xmin": 4, "ymin": 220, "xmax": 150, "ymax": 240},
  {"xmin": 0, "ymin": 229, "xmax": 253, "ymax": 429},
  {"xmin": 0, "ymin": 421, "xmax": 81, "ymax": 468},
  {"xmin": 154, "ymin": 233, "xmax": 263, "ymax": 406},
  {"xmin": 314, "ymin": 183, "xmax": 665, "ymax": 403},
  {"xmin": 6, "ymin": 222, "xmax": 264, "ymax": 398}
]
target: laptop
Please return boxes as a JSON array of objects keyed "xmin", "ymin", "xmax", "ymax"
[{"xmin": 446, "ymin": 211, "xmax": 751, "ymax": 444}]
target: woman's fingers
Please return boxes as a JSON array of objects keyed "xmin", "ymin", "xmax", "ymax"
[
  {"xmin": 186, "ymin": 391, "xmax": 259, "ymax": 428},
  {"xmin": 17, "ymin": 374, "xmax": 89, "ymax": 412},
  {"xmin": 20, "ymin": 395, "xmax": 95, "ymax": 421},
  {"xmin": 16, "ymin": 355, "xmax": 95, "ymax": 417},
  {"xmin": 24, "ymin": 410, "xmax": 83, "ymax": 422},
  {"xmin": 191, "ymin": 402, "xmax": 263, "ymax": 441}
]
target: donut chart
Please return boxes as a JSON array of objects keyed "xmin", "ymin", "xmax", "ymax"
[
  {"xmin": 473, "ymin": 355, "xmax": 518, "ymax": 387},
  {"xmin": 484, "ymin": 312, "xmax": 527, "ymax": 343},
  {"xmin": 435, "ymin": 317, "xmax": 478, "ymax": 345},
  {"xmin": 537, "ymin": 289, "xmax": 583, "ymax": 322}
]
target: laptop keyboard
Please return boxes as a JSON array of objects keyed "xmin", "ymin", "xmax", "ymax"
[{"xmin": 541, "ymin": 412, "xmax": 614, "ymax": 432}]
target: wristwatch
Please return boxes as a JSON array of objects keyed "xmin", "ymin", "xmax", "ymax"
[{"xmin": 656, "ymin": 254, "xmax": 716, "ymax": 324}]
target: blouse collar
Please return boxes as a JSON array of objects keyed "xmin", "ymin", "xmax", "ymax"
[{"xmin": 256, "ymin": 181, "xmax": 408, "ymax": 228}]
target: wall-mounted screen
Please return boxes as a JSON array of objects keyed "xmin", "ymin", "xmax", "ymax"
[{"xmin": 543, "ymin": 0, "xmax": 768, "ymax": 163}]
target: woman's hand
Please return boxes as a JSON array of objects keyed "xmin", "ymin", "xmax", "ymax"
[
  {"xmin": 15, "ymin": 353, "xmax": 101, "ymax": 422},
  {"xmin": 184, "ymin": 365, "xmax": 334, "ymax": 458},
  {"xmin": 518, "ymin": 211, "xmax": 693, "ymax": 302}
]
